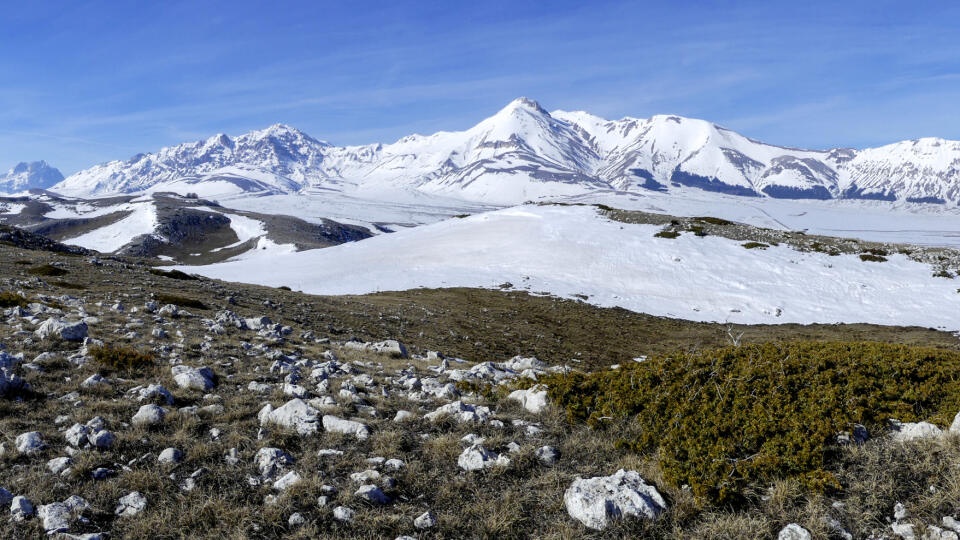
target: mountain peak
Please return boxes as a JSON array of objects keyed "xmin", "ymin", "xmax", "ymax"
[
  {"xmin": 502, "ymin": 97, "xmax": 549, "ymax": 115},
  {"xmin": 0, "ymin": 160, "xmax": 64, "ymax": 193}
]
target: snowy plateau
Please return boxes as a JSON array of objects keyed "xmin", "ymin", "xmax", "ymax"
[{"xmin": 4, "ymin": 97, "xmax": 960, "ymax": 330}]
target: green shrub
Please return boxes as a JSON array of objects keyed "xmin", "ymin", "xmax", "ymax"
[
  {"xmin": 91, "ymin": 345, "xmax": 155, "ymax": 374},
  {"xmin": 741, "ymin": 242, "xmax": 768, "ymax": 250},
  {"xmin": 933, "ymin": 270, "xmax": 954, "ymax": 279},
  {"xmin": 0, "ymin": 291, "xmax": 28, "ymax": 308},
  {"xmin": 27, "ymin": 264, "xmax": 68, "ymax": 276},
  {"xmin": 543, "ymin": 342, "xmax": 960, "ymax": 504},
  {"xmin": 859, "ymin": 253, "xmax": 887, "ymax": 262},
  {"xmin": 277, "ymin": 285, "xmax": 292, "ymax": 291},
  {"xmin": 686, "ymin": 225, "xmax": 707, "ymax": 237},
  {"xmin": 654, "ymin": 230, "xmax": 680, "ymax": 239},
  {"xmin": 149, "ymin": 268, "xmax": 198, "ymax": 281},
  {"xmin": 155, "ymin": 293, "xmax": 207, "ymax": 310}
]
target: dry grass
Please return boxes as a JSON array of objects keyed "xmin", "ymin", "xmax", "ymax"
[{"xmin": 2, "ymin": 242, "xmax": 960, "ymax": 538}]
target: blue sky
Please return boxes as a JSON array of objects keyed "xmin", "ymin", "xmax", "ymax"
[{"xmin": 2, "ymin": 0, "xmax": 960, "ymax": 174}]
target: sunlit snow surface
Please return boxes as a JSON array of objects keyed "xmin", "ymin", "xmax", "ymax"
[
  {"xmin": 182, "ymin": 204, "xmax": 960, "ymax": 330},
  {"xmin": 61, "ymin": 201, "xmax": 158, "ymax": 253}
]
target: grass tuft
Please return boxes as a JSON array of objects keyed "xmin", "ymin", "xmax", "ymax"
[
  {"xmin": 149, "ymin": 268, "xmax": 198, "ymax": 280},
  {"xmin": 27, "ymin": 263, "xmax": 69, "ymax": 276},
  {"xmin": 91, "ymin": 345, "xmax": 156, "ymax": 375},
  {"xmin": 0, "ymin": 291, "xmax": 28, "ymax": 308},
  {"xmin": 155, "ymin": 293, "xmax": 207, "ymax": 310}
]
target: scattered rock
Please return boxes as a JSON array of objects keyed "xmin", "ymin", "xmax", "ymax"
[
  {"xmin": 322, "ymin": 415, "xmax": 370, "ymax": 440},
  {"xmin": 171, "ymin": 365, "xmax": 215, "ymax": 391},
  {"xmin": 425, "ymin": 401, "xmax": 491, "ymax": 423},
  {"xmin": 35, "ymin": 318, "xmax": 88, "ymax": 341},
  {"xmin": 778, "ymin": 523, "xmax": 812, "ymax": 540},
  {"xmin": 536, "ymin": 445, "xmax": 560, "ymax": 465},
  {"xmin": 132, "ymin": 404, "xmax": 167, "ymax": 426},
  {"xmin": 333, "ymin": 506, "xmax": 355, "ymax": 523},
  {"xmin": 563, "ymin": 469, "xmax": 666, "ymax": 530},
  {"xmin": 129, "ymin": 383, "xmax": 174, "ymax": 405},
  {"xmin": 158, "ymin": 447, "xmax": 184, "ymax": 464},
  {"xmin": 15, "ymin": 431, "xmax": 45, "ymax": 454},
  {"xmin": 115, "ymin": 491, "xmax": 147, "ymax": 517},
  {"xmin": 414, "ymin": 510, "xmax": 437, "ymax": 529},
  {"xmin": 288, "ymin": 512, "xmax": 306, "ymax": 527},
  {"xmin": 508, "ymin": 384, "xmax": 549, "ymax": 413},
  {"xmin": 259, "ymin": 398, "xmax": 320, "ymax": 435},
  {"xmin": 10, "ymin": 495, "xmax": 35, "ymax": 521},
  {"xmin": 393, "ymin": 410, "xmax": 415, "ymax": 422},
  {"xmin": 47, "ymin": 456, "xmax": 73, "ymax": 475},
  {"xmin": 890, "ymin": 420, "xmax": 943, "ymax": 441},
  {"xmin": 355, "ymin": 484, "xmax": 390, "ymax": 504},
  {"xmin": 38, "ymin": 502, "xmax": 72, "ymax": 534},
  {"xmin": 457, "ymin": 444, "xmax": 510, "ymax": 471},
  {"xmin": 255, "ymin": 447, "xmax": 294, "ymax": 479},
  {"xmin": 273, "ymin": 470, "xmax": 302, "ymax": 491}
]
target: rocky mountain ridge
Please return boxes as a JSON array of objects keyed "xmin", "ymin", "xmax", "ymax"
[{"xmin": 45, "ymin": 98, "xmax": 960, "ymax": 205}]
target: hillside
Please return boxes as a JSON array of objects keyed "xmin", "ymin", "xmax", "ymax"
[{"xmin": 0, "ymin": 231, "xmax": 959, "ymax": 538}]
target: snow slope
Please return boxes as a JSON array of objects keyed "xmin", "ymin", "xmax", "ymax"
[
  {"xmin": 61, "ymin": 200, "xmax": 158, "ymax": 252},
  {"xmin": 182, "ymin": 205, "xmax": 960, "ymax": 330}
]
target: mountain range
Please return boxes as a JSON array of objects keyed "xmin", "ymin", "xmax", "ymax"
[{"xmin": 17, "ymin": 97, "xmax": 960, "ymax": 205}]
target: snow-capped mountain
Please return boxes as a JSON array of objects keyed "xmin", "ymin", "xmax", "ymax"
[
  {"xmin": 0, "ymin": 161, "xmax": 64, "ymax": 193},
  {"xmin": 50, "ymin": 98, "xmax": 960, "ymax": 205},
  {"xmin": 56, "ymin": 124, "xmax": 331, "ymax": 196}
]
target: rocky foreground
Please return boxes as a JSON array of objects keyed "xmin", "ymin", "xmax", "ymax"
[{"xmin": 1, "ymin": 236, "xmax": 960, "ymax": 539}]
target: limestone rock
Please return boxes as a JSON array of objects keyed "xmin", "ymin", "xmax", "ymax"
[
  {"xmin": 115, "ymin": 491, "xmax": 147, "ymax": 517},
  {"xmin": 563, "ymin": 469, "xmax": 666, "ymax": 530},
  {"xmin": 322, "ymin": 415, "xmax": 370, "ymax": 440}
]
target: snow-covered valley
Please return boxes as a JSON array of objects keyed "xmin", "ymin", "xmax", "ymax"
[{"xmin": 180, "ymin": 204, "xmax": 960, "ymax": 330}]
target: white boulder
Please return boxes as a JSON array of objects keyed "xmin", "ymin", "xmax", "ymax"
[
  {"xmin": 260, "ymin": 399, "xmax": 320, "ymax": 436},
  {"xmin": 35, "ymin": 318, "xmax": 88, "ymax": 341},
  {"xmin": 778, "ymin": 523, "xmax": 812, "ymax": 540},
  {"xmin": 158, "ymin": 447, "xmax": 184, "ymax": 464},
  {"xmin": 132, "ymin": 404, "xmax": 167, "ymax": 426},
  {"xmin": 10, "ymin": 495, "xmax": 35, "ymax": 521},
  {"xmin": 114, "ymin": 491, "xmax": 147, "ymax": 517},
  {"xmin": 507, "ymin": 384, "xmax": 549, "ymax": 414},
  {"xmin": 171, "ymin": 365, "xmax": 215, "ymax": 391},
  {"xmin": 47, "ymin": 456, "xmax": 73, "ymax": 475},
  {"xmin": 457, "ymin": 444, "xmax": 510, "ymax": 471},
  {"xmin": 16, "ymin": 431, "xmax": 46, "ymax": 454},
  {"xmin": 354, "ymin": 484, "xmax": 390, "ymax": 504},
  {"xmin": 273, "ymin": 470, "xmax": 302, "ymax": 491},
  {"xmin": 890, "ymin": 420, "xmax": 943, "ymax": 442},
  {"xmin": 322, "ymin": 415, "xmax": 370, "ymax": 440},
  {"xmin": 563, "ymin": 469, "xmax": 666, "ymax": 530},
  {"xmin": 415, "ymin": 510, "xmax": 437, "ymax": 529},
  {"xmin": 129, "ymin": 383, "xmax": 174, "ymax": 405},
  {"xmin": 333, "ymin": 506, "xmax": 355, "ymax": 523},
  {"xmin": 424, "ymin": 401, "xmax": 491, "ymax": 423},
  {"xmin": 38, "ymin": 502, "xmax": 72, "ymax": 534},
  {"xmin": 255, "ymin": 447, "xmax": 294, "ymax": 479}
]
